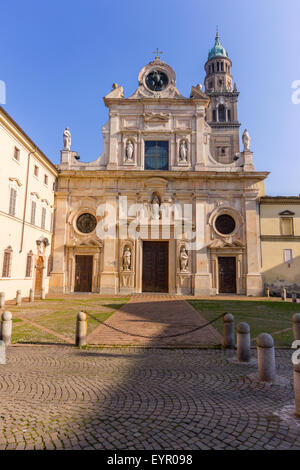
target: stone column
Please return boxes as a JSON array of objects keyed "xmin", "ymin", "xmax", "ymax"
[
  {"xmin": 281, "ymin": 288, "xmax": 287, "ymax": 301},
  {"xmin": 1, "ymin": 311, "xmax": 12, "ymax": 345},
  {"xmin": 265, "ymin": 287, "xmax": 270, "ymax": 298},
  {"xmin": 237, "ymin": 322, "xmax": 251, "ymax": 362},
  {"xmin": 107, "ymin": 111, "xmax": 119, "ymax": 169},
  {"xmin": 0, "ymin": 341, "xmax": 5, "ymax": 364},
  {"xmin": 293, "ymin": 314, "xmax": 300, "ymax": 341},
  {"xmin": 257, "ymin": 333, "xmax": 276, "ymax": 382},
  {"xmin": 29, "ymin": 288, "xmax": 34, "ymax": 302},
  {"xmin": 0, "ymin": 292, "xmax": 5, "ymax": 309},
  {"xmin": 16, "ymin": 290, "xmax": 22, "ymax": 306},
  {"xmin": 194, "ymin": 107, "xmax": 206, "ymax": 170},
  {"xmin": 76, "ymin": 311, "xmax": 87, "ymax": 347},
  {"xmin": 49, "ymin": 193, "xmax": 68, "ymax": 294},
  {"xmin": 193, "ymin": 198, "xmax": 211, "ymax": 295},
  {"xmin": 100, "ymin": 195, "xmax": 118, "ymax": 294},
  {"xmin": 293, "ymin": 361, "xmax": 300, "ymax": 417},
  {"xmin": 223, "ymin": 313, "xmax": 235, "ymax": 349},
  {"xmin": 244, "ymin": 198, "xmax": 263, "ymax": 296}
]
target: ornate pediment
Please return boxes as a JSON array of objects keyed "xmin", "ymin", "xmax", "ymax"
[
  {"xmin": 143, "ymin": 112, "xmax": 170, "ymax": 122},
  {"xmin": 208, "ymin": 239, "xmax": 244, "ymax": 249},
  {"xmin": 279, "ymin": 210, "xmax": 295, "ymax": 216},
  {"xmin": 190, "ymin": 84, "xmax": 210, "ymax": 103}
]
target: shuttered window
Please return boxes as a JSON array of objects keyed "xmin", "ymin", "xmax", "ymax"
[
  {"xmin": 47, "ymin": 255, "xmax": 53, "ymax": 277},
  {"xmin": 41, "ymin": 207, "xmax": 46, "ymax": 229},
  {"xmin": 31, "ymin": 201, "xmax": 36, "ymax": 225},
  {"xmin": 9, "ymin": 188, "xmax": 17, "ymax": 216},
  {"xmin": 50, "ymin": 212, "xmax": 54, "ymax": 232},
  {"xmin": 2, "ymin": 247, "xmax": 12, "ymax": 277},
  {"xmin": 25, "ymin": 253, "xmax": 33, "ymax": 277}
]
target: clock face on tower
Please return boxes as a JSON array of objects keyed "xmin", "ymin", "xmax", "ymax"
[{"xmin": 146, "ymin": 69, "xmax": 169, "ymax": 91}]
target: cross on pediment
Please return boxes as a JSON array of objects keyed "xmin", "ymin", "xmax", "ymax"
[{"xmin": 152, "ymin": 48, "xmax": 163, "ymax": 59}]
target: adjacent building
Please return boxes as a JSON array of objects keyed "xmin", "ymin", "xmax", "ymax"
[
  {"xmin": 260, "ymin": 196, "xmax": 300, "ymax": 295},
  {"xmin": 0, "ymin": 106, "xmax": 57, "ymax": 300}
]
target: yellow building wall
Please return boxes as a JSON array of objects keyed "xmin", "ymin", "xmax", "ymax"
[{"xmin": 260, "ymin": 201, "xmax": 300, "ymax": 294}]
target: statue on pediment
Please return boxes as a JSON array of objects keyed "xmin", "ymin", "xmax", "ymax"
[
  {"xmin": 63, "ymin": 127, "xmax": 71, "ymax": 150},
  {"xmin": 242, "ymin": 129, "xmax": 250, "ymax": 151}
]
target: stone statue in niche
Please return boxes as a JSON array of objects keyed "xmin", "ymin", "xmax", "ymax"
[
  {"xmin": 63, "ymin": 127, "xmax": 71, "ymax": 150},
  {"xmin": 122, "ymin": 246, "xmax": 132, "ymax": 271},
  {"xmin": 242, "ymin": 129, "xmax": 250, "ymax": 151},
  {"xmin": 179, "ymin": 245, "xmax": 189, "ymax": 272},
  {"xmin": 125, "ymin": 140, "xmax": 134, "ymax": 162},
  {"xmin": 151, "ymin": 195, "xmax": 160, "ymax": 220},
  {"xmin": 179, "ymin": 140, "xmax": 188, "ymax": 162}
]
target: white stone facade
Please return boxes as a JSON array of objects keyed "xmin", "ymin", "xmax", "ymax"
[
  {"xmin": 0, "ymin": 106, "xmax": 57, "ymax": 300},
  {"xmin": 50, "ymin": 55, "xmax": 268, "ymax": 296}
]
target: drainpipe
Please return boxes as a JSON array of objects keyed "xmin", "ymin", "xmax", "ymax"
[{"xmin": 20, "ymin": 147, "xmax": 36, "ymax": 253}]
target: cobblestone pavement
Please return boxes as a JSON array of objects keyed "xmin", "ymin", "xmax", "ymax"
[
  {"xmin": 87, "ymin": 295, "xmax": 222, "ymax": 347},
  {"xmin": 0, "ymin": 345, "xmax": 300, "ymax": 450}
]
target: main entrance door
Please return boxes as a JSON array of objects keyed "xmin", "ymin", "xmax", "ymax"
[
  {"xmin": 75, "ymin": 255, "xmax": 93, "ymax": 292},
  {"xmin": 218, "ymin": 256, "xmax": 236, "ymax": 293},
  {"xmin": 142, "ymin": 241, "xmax": 168, "ymax": 292}
]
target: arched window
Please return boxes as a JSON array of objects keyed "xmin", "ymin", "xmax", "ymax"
[
  {"xmin": 2, "ymin": 246, "xmax": 12, "ymax": 278},
  {"xmin": 227, "ymin": 109, "xmax": 231, "ymax": 121},
  {"xmin": 219, "ymin": 105, "xmax": 226, "ymax": 122},
  {"xmin": 212, "ymin": 110, "xmax": 217, "ymax": 122}
]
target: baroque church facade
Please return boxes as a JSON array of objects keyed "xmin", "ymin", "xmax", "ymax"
[{"xmin": 49, "ymin": 34, "xmax": 268, "ymax": 296}]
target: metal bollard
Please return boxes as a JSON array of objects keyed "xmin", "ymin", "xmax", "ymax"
[
  {"xmin": 292, "ymin": 293, "xmax": 298, "ymax": 304},
  {"xmin": 237, "ymin": 322, "xmax": 251, "ymax": 362},
  {"xmin": 0, "ymin": 340, "xmax": 5, "ymax": 364},
  {"xmin": 223, "ymin": 313, "xmax": 235, "ymax": 349},
  {"xmin": 281, "ymin": 288, "xmax": 287, "ymax": 301},
  {"xmin": 41, "ymin": 288, "xmax": 46, "ymax": 300},
  {"xmin": 16, "ymin": 290, "xmax": 22, "ymax": 306},
  {"xmin": 1, "ymin": 311, "xmax": 12, "ymax": 345},
  {"xmin": 256, "ymin": 333, "xmax": 276, "ymax": 382},
  {"xmin": 29, "ymin": 288, "xmax": 34, "ymax": 302},
  {"xmin": 75, "ymin": 311, "xmax": 87, "ymax": 347},
  {"xmin": 293, "ymin": 313, "xmax": 300, "ymax": 341},
  {"xmin": 265, "ymin": 287, "xmax": 270, "ymax": 298},
  {"xmin": 0, "ymin": 292, "xmax": 5, "ymax": 309}
]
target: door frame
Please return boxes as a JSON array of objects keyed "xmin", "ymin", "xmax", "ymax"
[
  {"xmin": 74, "ymin": 255, "xmax": 93, "ymax": 292},
  {"xmin": 68, "ymin": 243, "xmax": 103, "ymax": 293},
  {"xmin": 210, "ymin": 248, "xmax": 244, "ymax": 295},
  {"xmin": 141, "ymin": 240, "xmax": 170, "ymax": 293},
  {"xmin": 217, "ymin": 256, "xmax": 237, "ymax": 294}
]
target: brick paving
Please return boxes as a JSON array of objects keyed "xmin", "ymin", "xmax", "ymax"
[
  {"xmin": 0, "ymin": 344, "xmax": 300, "ymax": 450},
  {"xmin": 87, "ymin": 294, "xmax": 222, "ymax": 347}
]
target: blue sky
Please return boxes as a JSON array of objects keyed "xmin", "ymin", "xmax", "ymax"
[{"xmin": 1, "ymin": 0, "xmax": 299, "ymax": 195}]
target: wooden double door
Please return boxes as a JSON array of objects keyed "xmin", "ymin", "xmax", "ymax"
[
  {"xmin": 142, "ymin": 241, "xmax": 168, "ymax": 293},
  {"xmin": 75, "ymin": 255, "xmax": 93, "ymax": 292},
  {"xmin": 218, "ymin": 256, "xmax": 236, "ymax": 293}
]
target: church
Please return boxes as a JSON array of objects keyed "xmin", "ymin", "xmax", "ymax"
[{"xmin": 49, "ymin": 33, "xmax": 268, "ymax": 297}]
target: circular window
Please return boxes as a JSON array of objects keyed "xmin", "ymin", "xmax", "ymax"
[
  {"xmin": 76, "ymin": 213, "xmax": 97, "ymax": 234},
  {"xmin": 146, "ymin": 70, "xmax": 169, "ymax": 91},
  {"xmin": 215, "ymin": 214, "xmax": 236, "ymax": 235}
]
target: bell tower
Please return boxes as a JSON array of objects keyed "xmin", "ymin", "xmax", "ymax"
[{"xmin": 204, "ymin": 32, "xmax": 240, "ymax": 164}]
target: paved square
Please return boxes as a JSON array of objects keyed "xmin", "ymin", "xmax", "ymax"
[{"xmin": 1, "ymin": 344, "xmax": 300, "ymax": 450}]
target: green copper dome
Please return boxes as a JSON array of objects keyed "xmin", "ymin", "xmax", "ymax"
[{"xmin": 208, "ymin": 32, "xmax": 229, "ymax": 60}]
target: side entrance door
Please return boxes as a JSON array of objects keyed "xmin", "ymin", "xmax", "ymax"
[
  {"xmin": 75, "ymin": 255, "xmax": 93, "ymax": 292},
  {"xmin": 142, "ymin": 241, "xmax": 168, "ymax": 293},
  {"xmin": 218, "ymin": 256, "xmax": 236, "ymax": 293}
]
